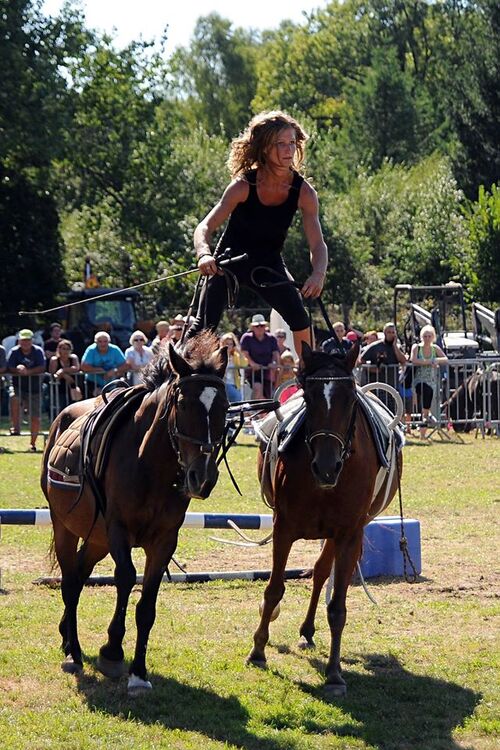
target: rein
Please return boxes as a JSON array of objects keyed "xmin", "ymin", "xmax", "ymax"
[
  {"xmin": 164, "ymin": 373, "xmax": 227, "ymax": 471},
  {"xmin": 303, "ymin": 373, "xmax": 358, "ymax": 464}
]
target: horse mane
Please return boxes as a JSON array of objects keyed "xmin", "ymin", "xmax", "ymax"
[{"xmin": 141, "ymin": 331, "xmax": 222, "ymax": 391}]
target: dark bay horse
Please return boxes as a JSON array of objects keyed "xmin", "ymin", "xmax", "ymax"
[
  {"xmin": 248, "ymin": 342, "xmax": 403, "ymax": 695},
  {"xmin": 41, "ymin": 332, "xmax": 228, "ymax": 695}
]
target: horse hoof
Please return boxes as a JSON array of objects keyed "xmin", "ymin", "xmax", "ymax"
[
  {"xmin": 297, "ymin": 636, "xmax": 315, "ymax": 650},
  {"xmin": 246, "ymin": 652, "xmax": 267, "ymax": 669},
  {"xmin": 97, "ymin": 656, "xmax": 126, "ymax": 680},
  {"xmin": 61, "ymin": 655, "xmax": 83, "ymax": 674},
  {"xmin": 259, "ymin": 601, "xmax": 280, "ymax": 622},
  {"xmin": 127, "ymin": 673, "xmax": 152, "ymax": 696},
  {"xmin": 324, "ymin": 682, "xmax": 347, "ymax": 698}
]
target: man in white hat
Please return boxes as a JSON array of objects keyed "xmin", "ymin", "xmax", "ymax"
[
  {"xmin": 7, "ymin": 329, "xmax": 45, "ymax": 451},
  {"xmin": 240, "ymin": 314, "xmax": 280, "ymax": 398}
]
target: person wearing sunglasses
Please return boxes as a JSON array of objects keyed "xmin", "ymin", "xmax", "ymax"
[
  {"xmin": 125, "ymin": 331, "xmax": 153, "ymax": 386},
  {"xmin": 189, "ymin": 110, "xmax": 328, "ymax": 357}
]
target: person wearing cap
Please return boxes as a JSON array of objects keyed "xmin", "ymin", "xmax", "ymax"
[
  {"xmin": 7, "ymin": 329, "xmax": 45, "ymax": 450},
  {"xmin": 124, "ymin": 330, "xmax": 153, "ymax": 386},
  {"xmin": 240, "ymin": 314, "xmax": 280, "ymax": 399},
  {"xmin": 81, "ymin": 331, "xmax": 127, "ymax": 395},
  {"xmin": 189, "ymin": 110, "xmax": 328, "ymax": 357}
]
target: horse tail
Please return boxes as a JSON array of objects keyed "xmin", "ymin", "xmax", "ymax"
[{"xmin": 47, "ymin": 532, "xmax": 59, "ymax": 574}]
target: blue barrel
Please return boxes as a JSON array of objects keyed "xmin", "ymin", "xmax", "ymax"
[{"xmin": 360, "ymin": 516, "xmax": 421, "ymax": 577}]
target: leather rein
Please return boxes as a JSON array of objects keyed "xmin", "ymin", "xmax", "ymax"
[
  {"xmin": 303, "ymin": 374, "xmax": 358, "ymax": 464},
  {"xmin": 163, "ymin": 373, "xmax": 228, "ymax": 472}
]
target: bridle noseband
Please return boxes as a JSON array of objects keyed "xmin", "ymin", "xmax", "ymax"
[
  {"xmin": 304, "ymin": 374, "xmax": 358, "ymax": 464},
  {"xmin": 165, "ymin": 373, "xmax": 227, "ymax": 471}
]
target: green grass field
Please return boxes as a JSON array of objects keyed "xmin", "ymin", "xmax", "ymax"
[{"xmin": 0, "ymin": 431, "xmax": 498, "ymax": 750}]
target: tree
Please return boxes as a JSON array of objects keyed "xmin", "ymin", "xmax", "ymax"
[
  {"xmin": 461, "ymin": 185, "xmax": 500, "ymax": 303},
  {"xmin": 338, "ymin": 47, "xmax": 418, "ymax": 171},
  {"xmin": 435, "ymin": 0, "xmax": 500, "ymax": 197},
  {"xmin": 168, "ymin": 14, "xmax": 259, "ymax": 137},
  {"xmin": 0, "ymin": 168, "xmax": 65, "ymax": 332}
]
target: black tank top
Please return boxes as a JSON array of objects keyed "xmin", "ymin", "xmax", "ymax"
[{"xmin": 218, "ymin": 168, "xmax": 304, "ymax": 260}]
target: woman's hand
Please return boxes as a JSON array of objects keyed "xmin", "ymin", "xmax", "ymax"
[
  {"xmin": 197, "ymin": 254, "xmax": 219, "ymax": 276},
  {"xmin": 301, "ymin": 270, "xmax": 325, "ymax": 299}
]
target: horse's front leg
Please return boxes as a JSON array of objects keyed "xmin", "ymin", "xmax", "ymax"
[
  {"xmin": 298, "ymin": 538, "xmax": 335, "ymax": 649},
  {"xmin": 127, "ymin": 535, "xmax": 179, "ymax": 696},
  {"xmin": 325, "ymin": 530, "xmax": 363, "ymax": 696},
  {"xmin": 98, "ymin": 523, "xmax": 136, "ymax": 680},
  {"xmin": 247, "ymin": 524, "xmax": 293, "ymax": 667}
]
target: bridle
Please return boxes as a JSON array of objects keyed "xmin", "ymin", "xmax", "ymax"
[
  {"xmin": 164, "ymin": 373, "xmax": 228, "ymax": 472},
  {"xmin": 303, "ymin": 373, "xmax": 358, "ymax": 464}
]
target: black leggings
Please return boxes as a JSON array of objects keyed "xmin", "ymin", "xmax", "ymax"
[
  {"xmin": 188, "ymin": 256, "xmax": 310, "ymax": 335},
  {"xmin": 415, "ymin": 382, "xmax": 434, "ymax": 409}
]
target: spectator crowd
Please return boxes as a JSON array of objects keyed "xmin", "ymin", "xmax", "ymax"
[{"xmin": 1, "ymin": 311, "xmax": 449, "ymax": 451}]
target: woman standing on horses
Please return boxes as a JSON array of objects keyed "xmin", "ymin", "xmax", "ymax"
[{"xmin": 189, "ymin": 110, "xmax": 328, "ymax": 356}]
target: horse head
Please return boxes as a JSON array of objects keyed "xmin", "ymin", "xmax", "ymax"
[
  {"xmin": 299, "ymin": 341, "xmax": 359, "ymax": 489},
  {"xmin": 166, "ymin": 334, "xmax": 228, "ymax": 499}
]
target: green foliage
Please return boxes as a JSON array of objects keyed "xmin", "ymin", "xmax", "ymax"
[
  {"xmin": 338, "ymin": 47, "xmax": 418, "ymax": 171},
  {"xmin": 0, "ymin": 168, "xmax": 65, "ymax": 330},
  {"xmin": 320, "ymin": 155, "xmax": 471, "ymax": 321},
  {"xmin": 168, "ymin": 13, "xmax": 259, "ymax": 137},
  {"xmin": 2, "ymin": 0, "xmax": 499, "ymax": 331},
  {"xmin": 462, "ymin": 184, "xmax": 500, "ymax": 304}
]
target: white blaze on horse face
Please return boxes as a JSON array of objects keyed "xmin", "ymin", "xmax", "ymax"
[
  {"xmin": 323, "ymin": 382, "xmax": 335, "ymax": 412},
  {"xmin": 199, "ymin": 386, "xmax": 218, "ymax": 442}
]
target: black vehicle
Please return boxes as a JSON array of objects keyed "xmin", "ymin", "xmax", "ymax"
[
  {"xmin": 393, "ymin": 282, "xmax": 479, "ymax": 359},
  {"xmin": 472, "ymin": 302, "xmax": 500, "ymax": 354},
  {"xmin": 59, "ymin": 284, "xmax": 141, "ymax": 358}
]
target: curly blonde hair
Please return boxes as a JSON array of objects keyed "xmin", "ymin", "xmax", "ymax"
[{"xmin": 227, "ymin": 110, "xmax": 309, "ymax": 177}]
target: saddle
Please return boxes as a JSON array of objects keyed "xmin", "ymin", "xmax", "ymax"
[
  {"xmin": 48, "ymin": 385, "xmax": 148, "ymax": 500},
  {"xmin": 253, "ymin": 387, "xmax": 404, "ymax": 514}
]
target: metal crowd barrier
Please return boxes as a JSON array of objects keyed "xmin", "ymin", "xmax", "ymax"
[{"xmin": 1, "ymin": 358, "xmax": 498, "ymax": 439}]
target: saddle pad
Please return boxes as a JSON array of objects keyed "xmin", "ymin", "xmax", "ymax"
[
  {"xmin": 253, "ymin": 387, "xmax": 403, "ymax": 469},
  {"xmin": 48, "ymin": 413, "xmax": 90, "ymax": 482},
  {"xmin": 253, "ymin": 391, "xmax": 304, "ymax": 444}
]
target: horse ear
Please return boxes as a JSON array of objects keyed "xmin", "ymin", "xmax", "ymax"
[
  {"xmin": 211, "ymin": 345, "xmax": 228, "ymax": 378},
  {"xmin": 168, "ymin": 342, "xmax": 192, "ymax": 378},
  {"xmin": 301, "ymin": 341, "xmax": 313, "ymax": 366},
  {"xmin": 345, "ymin": 340, "xmax": 360, "ymax": 372}
]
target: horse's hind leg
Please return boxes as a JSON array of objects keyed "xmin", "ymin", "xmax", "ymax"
[
  {"xmin": 51, "ymin": 516, "xmax": 85, "ymax": 673},
  {"xmin": 247, "ymin": 526, "xmax": 293, "ymax": 667},
  {"xmin": 324, "ymin": 530, "xmax": 363, "ymax": 696},
  {"xmin": 298, "ymin": 538, "xmax": 335, "ymax": 649},
  {"xmin": 58, "ymin": 540, "xmax": 108, "ymax": 662},
  {"xmin": 98, "ymin": 524, "xmax": 136, "ymax": 679}
]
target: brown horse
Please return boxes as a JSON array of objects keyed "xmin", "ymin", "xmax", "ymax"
[
  {"xmin": 248, "ymin": 342, "xmax": 402, "ymax": 695},
  {"xmin": 41, "ymin": 332, "xmax": 228, "ymax": 695}
]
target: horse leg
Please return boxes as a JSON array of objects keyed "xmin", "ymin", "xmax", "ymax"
[
  {"xmin": 51, "ymin": 516, "xmax": 85, "ymax": 674},
  {"xmin": 298, "ymin": 538, "xmax": 335, "ymax": 649},
  {"xmin": 97, "ymin": 524, "xmax": 136, "ymax": 680},
  {"xmin": 247, "ymin": 527, "xmax": 293, "ymax": 667},
  {"xmin": 127, "ymin": 536, "xmax": 178, "ymax": 696},
  {"xmin": 324, "ymin": 531, "xmax": 363, "ymax": 696},
  {"xmin": 58, "ymin": 539, "xmax": 108, "ymax": 668}
]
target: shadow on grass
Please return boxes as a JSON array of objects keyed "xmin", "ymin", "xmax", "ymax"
[
  {"xmin": 75, "ymin": 661, "xmax": 282, "ymax": 750},
  {"xmin": 290, "ymin": 652, "xmax": 480, "ymax": 750}
]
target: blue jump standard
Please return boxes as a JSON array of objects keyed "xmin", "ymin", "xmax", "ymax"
[{"xmin": 0, "ymin": 510, "xmax": 421, "ymax": 578}]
